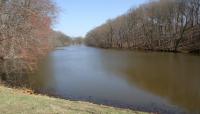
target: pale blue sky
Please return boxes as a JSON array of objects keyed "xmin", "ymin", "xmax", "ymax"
[{"xmin": 53, "ymin": 0, "xmax": 147, "ymax": 37}]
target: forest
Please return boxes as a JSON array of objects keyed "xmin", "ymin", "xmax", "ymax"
[
  {"xmin": 85, "ymin": 0, "xmax": 200, "ymax": 53},
  {"xmin": 0, "ymin": 0, "xmax": 70, "ymax": 86}
]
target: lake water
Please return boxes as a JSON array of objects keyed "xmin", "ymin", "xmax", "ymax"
[{"xmin": 30, "ymin": 45, "xmax": 200, "ymax": 114}]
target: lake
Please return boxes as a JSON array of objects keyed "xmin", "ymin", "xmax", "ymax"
[{"xmin": 30, "ymin": 45, "xmax": 200, "ymax": 114}]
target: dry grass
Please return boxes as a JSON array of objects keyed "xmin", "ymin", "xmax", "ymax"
[{"xmin": 0, "ymin": 86, "xmax": 148, "ymax": 114}]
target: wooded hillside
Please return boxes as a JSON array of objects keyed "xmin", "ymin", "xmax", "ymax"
[{"xmin": 85, "ymin": 0, "xmax": 200, "ymax": 53}]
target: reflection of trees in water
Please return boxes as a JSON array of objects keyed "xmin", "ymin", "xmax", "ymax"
[
  {"xmin": 98, "ymin": 49, "xmax": 200, "ymax": 113},
  {"xmin": 28, "ymin": 56, "xmax": 56, "ymax": 91},
  {"xmin": 121, "ymin": 54, "xmax": 200, "ymax": 113}
]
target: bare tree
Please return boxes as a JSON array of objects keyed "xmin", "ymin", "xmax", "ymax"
[
  {"xmin": 0, "ymin": 0, "xmax": 58, "ymax": 86},
  {"xmin": 85, "ymin": 0, "xmax": 200, "ymax": 53}
]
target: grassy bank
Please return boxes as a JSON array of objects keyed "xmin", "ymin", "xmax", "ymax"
[{"xmin": 0, "ymin": 86, "xmax": 148, "ymax": 114}]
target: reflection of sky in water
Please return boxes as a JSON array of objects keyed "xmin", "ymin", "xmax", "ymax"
[{"xmin": 33, "ymin": 45, "xmax": 200, "ymax": 114}]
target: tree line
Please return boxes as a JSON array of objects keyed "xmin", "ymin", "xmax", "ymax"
[
  {"xmin": 0, "ymin": 0, "xmax": 69, "ymax": 86},
  {"xmin": 85, "ymin": 0, "xmax": 200, "ymax": 53},
  {"xmin": 52, "ymin": 31, "xmax": 72, "ymax": 47}
]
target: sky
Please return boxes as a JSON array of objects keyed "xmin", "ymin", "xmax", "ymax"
[{"xmin": 53, "ymin": 0, "xmax": 148, "ymax": 37}]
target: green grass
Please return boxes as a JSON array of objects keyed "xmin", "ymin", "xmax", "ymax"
[{"xmin": 0, "ymin": 86, "xmax": 148, "ymax": 114}]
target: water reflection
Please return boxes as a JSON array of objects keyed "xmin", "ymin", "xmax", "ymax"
[
  {"xmin": 99, "ymin": 49, "xmax": 200, "ymax": 113},
  {"xmin": 123, "ymin": 53, "xmax": 200, "ymax": 113},
  {"xmin": 30, "ymin": 46, "xmax": 200, "ymax": 114}
]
